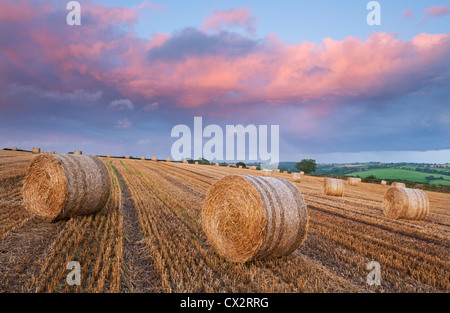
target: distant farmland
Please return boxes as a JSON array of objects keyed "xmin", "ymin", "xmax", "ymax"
[
  {"xmin": 346, "ymin": 168, "xmax": 450, "ymax": 186},
  {"xmin": 314, "ymin": 163, "xmax": 450, "ymax": 187}
]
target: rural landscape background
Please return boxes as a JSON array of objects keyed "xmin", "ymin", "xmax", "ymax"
[
  {"xmin": 0, "ymin": 150, "xmax": 449, "ymax": 293},
  {"xmin": 0, "ymin": 0, "xmax": 449, "ymax": 295}
]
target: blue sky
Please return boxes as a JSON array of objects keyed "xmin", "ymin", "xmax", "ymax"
[{"xmin": 0, "ymin": 0, "xmax": 449, "ymax": 163}]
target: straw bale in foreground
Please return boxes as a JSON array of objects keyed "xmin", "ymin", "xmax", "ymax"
[
  {"xmin": 202, "ymin": 175, "xmax": 308, "ymax": 263},
  {"xmin": 383, "ymin": 187, "xmax": 429, "ymax": 220},
  {"xmin": 23, "ymin": 154, "xmax": 111, "ymax": 221}
]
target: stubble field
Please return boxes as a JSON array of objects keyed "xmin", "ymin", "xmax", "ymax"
[{"xmin": 0, "ymin": 150, "xmax": 448, "ymax": 293}]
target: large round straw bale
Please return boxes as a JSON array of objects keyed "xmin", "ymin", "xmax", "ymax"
[
  {"xmin": 292, "ymin": 172, "xmax": 301, "ymax": 182},
  {"xmin": 74, "ymin": 150, "xmax": 82, "ymax": 155},
  {"xmin": 202, "ymin": 175, "xmax": 308, "ymax": 263},
  {"xmin": 347, "ymin": 177, "xmax": 360, "ymax": 186},
  {"xmin": 323, "ymin": 178, "xmax": 344, "ymax": 196},
  {"xmin": 381, "ymin": 180, "xmax": 387, "ymax": 186},
  {"xmin": 23, "ymin": 154, "xmax": 111, "ymax": 221},
  {"xmin": 383, "ymin": 187, "xmax": 429, "ymax": 220},
  {"xmin": 32, "ymin": 148, "xmax": 41, "ymax": 154},
  {"xmin": 392, "ymin": 182, "xmax": 406, "ymax": 188}
]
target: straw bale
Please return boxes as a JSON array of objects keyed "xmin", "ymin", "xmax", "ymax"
[
  {"xmin": 202, "ymin": 175, "xmax": 308, "ymax": 263},
  {"xmin": 23, "ymin": 154, "xmax": 111, "ymax": 221},
  {"xmin": 383, "ymin": 187, "xmax": 429, "ymax": 220},
  {"xmin": 292, "ymin": 173, "xmax": 301, "ymax": 182},
  {"xmin": 323, "ymin": 178, "xmax": 344, "ymax": 196},
  {"xmin": 347, "ymin": 177, "xmax": 360, "ymax": 186}
]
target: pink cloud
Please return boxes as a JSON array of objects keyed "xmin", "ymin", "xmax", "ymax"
[
  {"xmin": 201, "ymin": 8, "xmax": 259, "ymax": 34},
  {"xmin": 1, "ymin": 0, "xmax": 450, "ymax": 118},
  {"xmin": 424, "ymin": 6, "xmax": 450, "ymax": 17},
  {"xmin": 402, "ymin": 9, "xmax": 413, "ymax": 19}
]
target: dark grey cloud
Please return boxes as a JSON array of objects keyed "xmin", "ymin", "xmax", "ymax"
[{"xmin": 148, "ymin": 27, "xmax": 261, "ymax": 61}]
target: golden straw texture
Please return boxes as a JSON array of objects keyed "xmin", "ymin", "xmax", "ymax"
[
  {"xmin": 202, "ymin": 175, "xmax": 308, "ymax": 263},
  {"xmin": 23, "ymin": 154, "xmax": 111, "ymax": 221},
  {"xmin": 323, "ymin": 178, "xmax": 344, "ymax": 196},
  {"xmin": 12, "ymin": 147, "xmax": 17, "ymax": 151},
  {"xmin": 151, "ymin": 156, "xmax": 157, "ymax": 161},
  {"xmin": 383, "ymin": 187, "xmax": 429, "ymax": 220},
  {"xmin": 166, "ymin": 157, "xmax": 172, "ymax": 162},
  {"xmin": 74, "ymin": 150, "xmax": 82, "ymax": 155},
  {"xmin": 381, "ymin": 180, "xmax": 387, "ymax": 185}
]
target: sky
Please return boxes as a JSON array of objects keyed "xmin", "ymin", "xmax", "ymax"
[{"xmin": 0, "ymin": 0, "xmax": 449, "ymax": 163}]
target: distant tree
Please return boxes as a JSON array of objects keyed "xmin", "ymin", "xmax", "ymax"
[
  {"xmin": 236, "ymin": 162, "xmax": 246, "ymax": 168},
  {"xmin": 296, "ymin": 159, "xmax": 317, "ymax": 174},
  {"xmin": 197, "ymin": 158, "xmax": 210, "ymax": 165}
]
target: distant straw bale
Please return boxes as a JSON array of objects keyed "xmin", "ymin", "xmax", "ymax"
[
  {"xmin": 347, "ymin": 177, "xmax": 360, "ymax": 186},
  {"xmin": 262, "ymin": 170, "xmax": 272, "ymax": 177},
  {"xmin": 292, "ymin": 172, "xmax": 301, "ymax": 182},
  {"xmin": 323, "ymin": 178, "xmax": 344, "ymax": 196}
]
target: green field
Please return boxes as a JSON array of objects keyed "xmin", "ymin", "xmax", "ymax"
[{"xmin": 345, "ymin": 168, "xmax": 450, "ymax": 186}]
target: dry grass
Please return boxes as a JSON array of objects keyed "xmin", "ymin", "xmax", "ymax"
[{"xmin": 0, "ymin": 149, "xmax": 449, "ymax": 293}]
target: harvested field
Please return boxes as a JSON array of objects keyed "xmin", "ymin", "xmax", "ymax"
[{"xmin": 0, "ymin": 150, "xmax": 449, "ymax": 293}]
